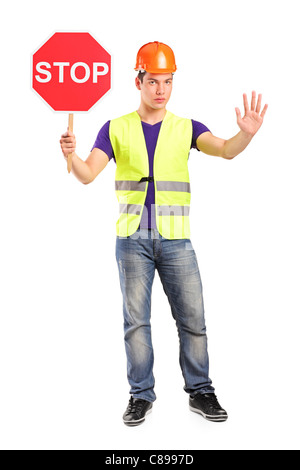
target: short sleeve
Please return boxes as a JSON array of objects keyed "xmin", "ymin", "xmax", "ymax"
[
  {"xmin": 91, "ymin": 121, "xmax": 115, "ymax": 161},
  {"xmin": 191, "ymin": 120, "xmax": 211, "ymax": 150}
]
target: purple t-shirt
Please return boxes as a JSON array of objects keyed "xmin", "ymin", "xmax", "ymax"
[{"xmin": 92, "ymin": 118, "xmax": 210, "ymax": 229}]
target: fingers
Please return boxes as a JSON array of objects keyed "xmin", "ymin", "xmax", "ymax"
[
  {"xmin": 243, "ymin": 93, "xmax": 249, "ymax": 113},
  {"xmin": 60, "ymin": 131, "xmax": 76, "ymax": 156},
  {"xmin": 260, "ymin": 103, "xmax": 268, "ymax": 119},
  {"xmin": 60, "ymin": 133, "xmax": 75, "ymax": 142},
  {"xmin": 244, "ymin": 91, "xmax": 268, "ymax": 118},
  {"xmin": 235, "ymin": 107, "xmax": 242, "ymax": 121},
  {"xmin": 251, "ymin": 91, "xmax": 256, "ymax": 111},
  {"xmin": 61, "ymin": 130, "xmax": 74, "ymax": 138},
  {"xmin": 255, "ymin": 93, "xmax": 262, "ymax": 114},
  {"xmin": 253, "ymin": 92, "xmax": 268, "ymax": 118}
]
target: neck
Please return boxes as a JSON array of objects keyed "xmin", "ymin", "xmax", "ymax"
[{"xmin": 137, "ymin": 103, "xmax": 167, "ymax": 125}]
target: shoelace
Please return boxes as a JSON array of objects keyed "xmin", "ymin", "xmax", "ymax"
[
  {"xmin": 203, "ymin": 394, "xmax": 221, "ymax": 409},
  {"xmin": 127, "ymin": 397, "xmax": 145, "ymax": 416}
]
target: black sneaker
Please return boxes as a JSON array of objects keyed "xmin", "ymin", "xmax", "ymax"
[
  {"xmin": 123, "ymin": 397, "xmax": 153, "ymax": 426},
  {"xmin": 189, "ymin": 393, "xmax": 228, "ymax": 422}
]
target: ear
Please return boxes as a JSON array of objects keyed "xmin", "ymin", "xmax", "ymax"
[{"xmin": 135, "ymin": 76, "xmax": 142, "ymax": 90}]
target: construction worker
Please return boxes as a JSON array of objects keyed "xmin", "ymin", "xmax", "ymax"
[{"xmin": 60, "ymin": 42, "xmax": 268, "ymax": 426}]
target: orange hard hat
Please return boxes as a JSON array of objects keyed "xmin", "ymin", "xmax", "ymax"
[{"xmin": 135, "ymin": 41, "xmax": 177, "ymax": 74}]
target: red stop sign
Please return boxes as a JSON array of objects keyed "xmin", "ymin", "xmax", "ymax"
[{"xmin": 32, "ymin": 32, "xmax": 111, "ymax": 112}]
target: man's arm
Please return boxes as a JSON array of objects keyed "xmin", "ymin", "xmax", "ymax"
[
  {"xmin": 196, "ymin": 92, "xmax": 268, "ymax": 160},
  {"xmin": 60, "ymin": 131, "xmax": 109, "ymax": 184}
]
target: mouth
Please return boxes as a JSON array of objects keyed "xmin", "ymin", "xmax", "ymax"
[{"xmin": 154, "ymin": 98, "xmax": 165, "ymax": 102}]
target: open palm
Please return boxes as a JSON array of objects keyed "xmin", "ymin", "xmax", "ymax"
[{"xmin": 236, "ymin": 92, "xmax": 268, "ymax": 136}]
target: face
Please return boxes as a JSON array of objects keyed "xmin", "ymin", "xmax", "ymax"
[{"xmin": 135, "ymin": 72, "xmax": 173, "ymax": 110}]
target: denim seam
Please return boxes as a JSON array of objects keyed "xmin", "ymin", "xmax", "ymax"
[{"xmin": 131, "ymin": 394, "xmax": 156, "ymax": 403}]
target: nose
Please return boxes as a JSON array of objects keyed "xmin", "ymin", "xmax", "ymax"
[{"xmin": 156, "ymin": 83, "xmax": 165, "ymax": 95}]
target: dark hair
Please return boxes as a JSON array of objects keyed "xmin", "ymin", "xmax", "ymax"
[
  {"xmin": 137, "ymin": 71, "xmax": 147, "ymax": 83},
  {"xmin": 137, "ymin": 71, "xmax": 174, "ymax": 83}
]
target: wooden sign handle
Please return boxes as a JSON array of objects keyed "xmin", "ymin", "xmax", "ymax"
[{"xmin": 67, "ymin": 113, "xmax": 74, "ymax": 173}]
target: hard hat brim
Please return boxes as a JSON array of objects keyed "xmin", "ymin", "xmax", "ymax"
[{"xmin": 134, "ymin": 67, "xmax": 177, "ymax": 74}]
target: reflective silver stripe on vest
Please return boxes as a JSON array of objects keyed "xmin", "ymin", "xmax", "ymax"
[
  {"xmin": 119, "ymin": 204, "xmax": 142, "ymax": 215},
  {"xmin": 116, "ymin": 180, "xmax": 190, "ymax": 193},
  {"xmin": 115, "ymin": 180, "xmax": 147, "ymax": 191},
  {"xmin": 156, "ymin": 181, "xmax": 191, "ymax": 193},
  {"xmin": 157, "ymin": 205, "xmax": 190, "ymax": 216}
]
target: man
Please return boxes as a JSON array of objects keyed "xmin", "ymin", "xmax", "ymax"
[{"xmin": 60, "ymin": 42, "xmax": 267, "ymax": 426}]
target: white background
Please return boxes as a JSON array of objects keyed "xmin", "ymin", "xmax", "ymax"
[{"xmin": 1, "ymin": 0, "xmax": 299, "ymax": 450}]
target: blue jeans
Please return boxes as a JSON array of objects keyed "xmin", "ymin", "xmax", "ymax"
[{"xmin": 115, "ymin": 228, "xmax": 215, "ymax": 402}]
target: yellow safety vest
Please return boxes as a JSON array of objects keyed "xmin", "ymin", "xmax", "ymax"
[{"xmin": 109, "ymin": 110, "xmax": 193, "ymax": 239}]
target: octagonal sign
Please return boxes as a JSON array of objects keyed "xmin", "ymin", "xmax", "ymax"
[{"xmin": 32, "ymin": 32, "xmax": 111, "ymax": 112}]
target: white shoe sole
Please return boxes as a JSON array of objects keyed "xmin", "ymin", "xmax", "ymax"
[
  {"xmin": 123, "ymin": 407, "xmax": 152, "ymax": 426},
  {"xmin": 189, "ymin": 405, "xmax": 228, "ymax": 422}
]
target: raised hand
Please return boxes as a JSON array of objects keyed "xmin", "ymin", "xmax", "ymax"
[{"xmin": 235, "ymin": 92, "xmax": 268, "ymax": 137}]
